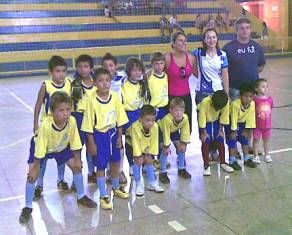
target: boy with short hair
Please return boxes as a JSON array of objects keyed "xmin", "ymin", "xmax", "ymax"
[
  {"xmin": 158, "ymin": 98, "xmax": 191, "ymax": 184},
  {"xmin": 225, "ymin": 83, "xmax": 257, "ymax": 170},
  {"xmin": 19, "ymin": 91, "xmax": 96, "ymax": 224},
  {"xmin": 198, "ymin": 90, "xmax": 234, "ymax": 176}
]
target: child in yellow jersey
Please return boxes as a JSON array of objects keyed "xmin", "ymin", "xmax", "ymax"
[
  {"xmin": 198, "ymin": 90, "xmax": 234, "ymax": 176},
  {"xmin": 126, "ymin": 105, "xmax": 164, "ymax": 197},
  {"xmin": 19, "ymin": 92, "xmax": 96, "ymax": 224},
  {"xmin": 81, "ymin": 68, "xmax": 130, "ymax": 210},
  {"xmin": 147, "ymin": 52, "xmax": 169, "ymax": 120},
  {"xmin": 33, "ymin": 56, "xmax": 72, "ymax": 199},
  {"xmin": 158, "ymin": 98, "xmax": 191, "ymax": 184},
  {"xmin": 225, "ymin": 83, "xmax": 257, "ymax": 170},
  {"xmin": 122, "ymin": 57, "xmax": 148, "ymax": 173}
]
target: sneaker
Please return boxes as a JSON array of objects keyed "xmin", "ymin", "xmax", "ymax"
[
  {"xmin": 77, "ymin": 195, "xmax": 97, "ymax": 208},
  {"xmin": 147, "ymin": 182, "xmax": 165, "ymax": 193},
  {"xmin": 244, "ymin": 159, "xmax": 257, "ymax": 168},
  {"xmin": 159, "ymin": 172, "xmax": 170, "ymax": 184},
  {"xmin": 135, "ymin": 182, "xmax": 144, "ymax": 197},
  {"xmin": 57, "ymin": 180, "xmax": 69, "ymax": 190},
  {"xmin": 264, "ymin": 155, "xmax": 273, "ymax": 163},
  {"xmin": 33, "ymin": 185, "xmax": 43, "ymax": 200},
  {"xmin": 178, "ymin": 169, "xmax": 191, "ymax": 179},
  {"xmin": 88, "ymin": 173, "xmax": 96, "ymax": 183},
  {"xmin": 113, "ymin": 187, "xmax": 130, "ymax": 199},
  {"xmin": 119, "ymin": 171, "xmax": 127, "ymax": 186},
  {"xmin": 253, "ymin": 156, "xmax": 261, "ymax": 164},
  {"xmin": 203, "ymin": 166, "xmax": 211, "ymax": 176},
  {"xmin": 220, "ymin": 164, "xmax": 234, "ymax": 173},
  {"xmin": 19, "ymin": 207, "xmax": 32, "ymax": 223},
  {"xmin": 230, "ymin": 161, "xmax": 242, "ymax": 171},
  {"xmin": 99, "ymin": 197, "xmax": 113, "ymax": 210}
]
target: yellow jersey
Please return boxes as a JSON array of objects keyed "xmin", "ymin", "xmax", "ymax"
[
  {"xmin": 121, "ymin": 79, "xmax": 143, "ymax": 111},
  {"xmin": 148, "ymin": 71, "xmax": 168, "ymax": 108}
]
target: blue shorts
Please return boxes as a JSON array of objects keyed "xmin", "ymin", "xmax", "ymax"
[
  {"xmin": 71, "ymin": 112, "xmax": 87, "ymax": 145},
  {"xmin": 27, "ymin": 137, "xmax": 73, "ymax": 165},
  {"xmin": 159, "ymin": 129, "xmax": 180, "ymax": 145},
  {"xmin": 124, "ymin": 109, "xmax": 141, "ymax": 131},
  {"xmin": 199, "ymin": 120, "xmax": 224, "ymax": 144},
  {"xmin": 93, "ymin": 128, "xmax": 121, "ymax": 170},
  {"xmin": 225, "ymin": 123, "xmax": 249, "ymax": 148},
  {"xmin": 156, "ymin": 106, "xmax": 168, "ymax": 121}
]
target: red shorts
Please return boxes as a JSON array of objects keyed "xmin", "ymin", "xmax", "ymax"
[{"xmin": 253, "ymin": 128, "xmax": 272, "ymax": 140}]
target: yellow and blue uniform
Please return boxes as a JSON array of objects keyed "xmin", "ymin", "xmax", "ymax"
[
  {"xmin": 198, "ymin": 96, "xmax": 229, "ymax": 143},
  {"xmin": 81, "ymin": 91, "xmax": 128, "ymax": 170},
  {"xmin": 41, "ymin": 77, "xmax": 72, "ymax": 120},
  {"xmin": 28, "ymin": 116, "xmax": 82, "ymax": 165},
  {"xmin": 225, "ymin": 99, "xmax": 256, "ymax": 148},
  {"xmin": 148, "ymin": 71, "xmax": 169, "ymax": 120}
]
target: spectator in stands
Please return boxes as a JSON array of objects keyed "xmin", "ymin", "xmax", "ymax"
[
  {"xmin": 104, "ymin": 5, "xmax": 111, "ymax": 18},
  {"xmin": 160, "ymin": 14, "xmax": 170, "ymax": 39},
  {"xmin": 240, "ymin": 8, "xmax": 248, "ymax": 19},
  {"xmin": 215, "ymin": 13, "xmax": 225, "ymax": 33},
  {"xmin": 224, "ymin": 12, "xmax": 230, "ymax": 31},
  {"xmin": 206, "ymin": 15, "xmax": 216, "ymax": 29},
  {"xmin": 165, "ymin": 31, "xmax": 198, "ymax": 133},
  {"xmin": 194, "ymin": 14, "xmax": 204, "ymax": 34},
  {"xmin": 169, "ymin": 14, "xmax": 184, "ymax": 34},
  {"xmin": 261, "ymin": 22, "xmax": 269, "ymax": 40}
]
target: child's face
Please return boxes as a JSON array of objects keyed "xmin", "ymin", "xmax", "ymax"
[
  {"xmin": 96, "ymin": 73, "xmax": 111, "ymax": 93},
  {"xmin": 152, "ymin": 60, "xmax": 165, "ymax": 74},
  {"xmin": 50, "ymin": 66, "xmax": 67, "ymax": 84},
  {"xmin": 130, "ymin": 66, "xmax": 143, "ymax": 81},
  {"xmin": 256, "ymin": 81, "xmax": 268, "ymax": 96},
  {"xmin": 170, "ymin": 106, "xmax": 184, "ymax": 122},
  {"xmin": 140, "ymin": 114, "xmax": 156, "ymax": 131},
  {"xmin": 52, "ymin": 102, "xmax": 71, "ymax": 125},
  {"xmin": 77, "ymin": 62, "xmax": 92, "ymax": 79},
  {"xmin": 102, "ymin": 60, "xmax": 117, "ymax": 79},
  {"xmin": 241, "ymin": 92, "xmax": 254, "ymax": 107}
]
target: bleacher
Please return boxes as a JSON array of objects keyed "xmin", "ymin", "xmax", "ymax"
[{"xmin": 0, "ymin": 0, "xmax": 237, "ymax": 77}]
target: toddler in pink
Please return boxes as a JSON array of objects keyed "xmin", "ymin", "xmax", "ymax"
[{"xmin": 253, "ymin": 79, "xmax": 273, "ymax": 163}]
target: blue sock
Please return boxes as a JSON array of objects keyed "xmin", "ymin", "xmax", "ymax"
[
  {"xmin": 112, "ymin": 177, "xmax": 119, "ymax": 190},
  {"xmin": 244, "ymin": 155, "xmax": 251, "ymax": 161},
  {"xmin": 159, "ymin": 153, "xmax": 168, "ymax": 173},
  {"xmin": 133, "ymin": 164, "xmax": 141, "ymax": 183},
  {"xmin": 229, "ymin": 156, "xmax": 237, "ymax": 164},
  {"xmin": 57, "ymin": 163, "xmax": 65, "ymax": 183},
  {"xmin": 73, "ymin": 173, "xmax": 85, "ymax": 199},
  {"xmin": 86, "ymin": 152, "xmax": 94, "ymax": 176},
  {"xmin": 97, "ymin": 176, "xmax": 107, "ymax": 197},
  {"xmin": 25, "ymin": 181, "xmax": 35, "ymax": 208},
  {"xmin": 177, "ymin": 152, "xmax": 186, "ymax": 170},
  {"xmin": 36, "ymin": 160, "xmax": 47, "ymax": 187},
  {"xmin": 146, "ymin": 164, "xmax": 155, "ymax": 183}
]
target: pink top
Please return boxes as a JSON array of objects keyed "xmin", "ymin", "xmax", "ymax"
[
  {"xmin": 254, "ymin": 95, "xmax": 273, "ymax": 129},
  {"xmin": 167, "ymin": 53, "xmax": 193, "ymax": 96}
]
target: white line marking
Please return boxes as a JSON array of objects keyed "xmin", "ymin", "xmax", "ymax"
[
  {"xmin": 168, "ymin": 220, "xmax": 187, "ymax": 232},
  {"xmin": 0, "ymin": 107, "xmax": 33, "ymax": 113},
  {"xmin": 4, "ymin": 88, "xmax": 34, "ymax": 113},
  {"xmin": 148, "ymin": 204, "xmax": 164, "ymax": 214},
  {"xmin": 0, "ymin": 135, "xmax": 31, "ymax": 151},
  {"xmin": 270, "ymin": 148, "xmax": 292, "ymax": 154}
]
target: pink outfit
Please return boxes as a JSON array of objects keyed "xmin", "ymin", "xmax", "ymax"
[
  {"xmin": 253, "ymin": 95, "xmax": 273, "ymax": 140},
  {"xmin": 167, "ymin": 53, "xmax": 193, "ymax": 96}
]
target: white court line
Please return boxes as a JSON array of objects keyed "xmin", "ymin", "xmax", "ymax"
[
  {"xmin": 4, "ymin": 88, "xmax": 34, "ymax": 113},
  {"xmin": 0, "ymin": 135, "xmax": 31, "ymax": 151},
  {"xmin": 148, "ymin": 204, "xmax": 164, "ymax": 214},
  {"xmin": 270, "ymin": 148, "xmax": 292, "ymax": 154},
  {"xmin": 0, "ymin": 107, "xmax": 32, "ymax": 113},
  {"xmin": 168, "ymin": 220, "xmax": 187, "ymax": 232}
]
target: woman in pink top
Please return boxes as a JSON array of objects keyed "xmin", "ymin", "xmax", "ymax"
[
  {"xmin": 165, "ymin": 31, "xmax": 198, "ymax": 132},
  {"xmin": 253, "ymin": 79, "xmax": 273, "ymax": 164}
]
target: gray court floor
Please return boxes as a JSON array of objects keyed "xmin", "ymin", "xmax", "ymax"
[{"xmin": 0, "ymin": 57, "xmax": 292, "ymax": 235}]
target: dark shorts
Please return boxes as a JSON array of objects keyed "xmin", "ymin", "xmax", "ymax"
[
  {"xmin": 225, "ymin": 123, "xmax": 249, "ymax": 148},
  {"xmin": 156, "ymin": 106, "xmax": 168, "ymax": 121},
  {"xmin": 200, "ymin": 120, "xmax": 224, "ymax": 144},
  {"xmin": 71, "ymin": 111, "xmax": 87, "ymax": 145},
  {"xmin": 124, "ymin": 109, "xmax": 141, "ymax": 131}
]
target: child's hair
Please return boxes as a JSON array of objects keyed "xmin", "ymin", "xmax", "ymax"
[
  {"xmin": 211, "ymin": 90, "xmax": 228, "ymax": 110},
  {"xmin": 254, "ymin": 78, "xmax": 267, "ymax": 89},
  {"xmin": 125, "ymin": 57, "xmax": 145, "ymax": 77},
  {"xmin": 48, "ymin": 55, "xmax": 67, "ymax": 72},
  {"xmin": 150, "ymin": 51, "xmax": 166, "ymax": 64},
  {"xmin": 169, "ymin": 97, "xmax": 185, "ymax": 109},
  {"xmin": 101, "ymin": 52, "xmax": 117, "ymax": 65},
  {"xmin": 75, "ymin": 54, "xmax": 94, "ymax": 68},
  {"xmin": 93, "ymin": 67, "xmax": 111, "ymax": 81},
  {"xmin": 141, "ymin": 105, "xmax": 156, "ymax": 117},
  {"xmin": 240, "ymin": 83, "xmax": 255, "ymax": 96},
  {"xmin": 50, "ymin": 91, "xmax": 71, "ymax": 112}
]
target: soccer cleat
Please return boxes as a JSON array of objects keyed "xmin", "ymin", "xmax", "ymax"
[
  {"xmin": 100, "ymin": 197, "xmax": 113, "ymax": 210},
  {"xmin": 203, "ymin": 166, "xmax": 211, "ymax": 176},
  {"xmin": 220, "ymin": 164, "xmax": 234, "ymax": 173},
  {"xmin": 244, "ymin": 159, "xmax": 257, "ymax": 168},
  {"xmin": 147, "ymin": 182, "xmax": 165, "ymax": 193},
  {"xmin": 178, "ymin": 169, "xmax": 192, "ymax": 179},
  {"xmin": 159, "ymin": 172, "xmax": 170, "ymax": 184},
  {"xmin": 19, "ymin": 207, "xmax": 32, "ymax": 224},
  {"xmin": 135, "ymin": 182, "xmax": 144, "ymax": 197},
  {"xmin": 264, "ymin": 155, "xmax": 273, "ymax": 163},
  {"xmin": 57, "ymin": 180, "xmax": 69, "ymax": 190},
  {"xmin": 113, "ymin": 187, "xmax": 130, "ymax": 199},
  {"xmin": 33, "ymin": 185, "xmax": 43, "ymax": 200},
  {"xmin": 253, "ymin": 156, "xmax": 261, "ymax": 164},
  {"xmin": 119, "ymin": 171, "xmax": 127, "ymax": 186},
  {"xmin": 77, "ymin": 195, "xmax": 97, "ymax": 208},
  {"xmin": 230, "ymin": 161, "xmax": 242, "ymax": 171}
]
